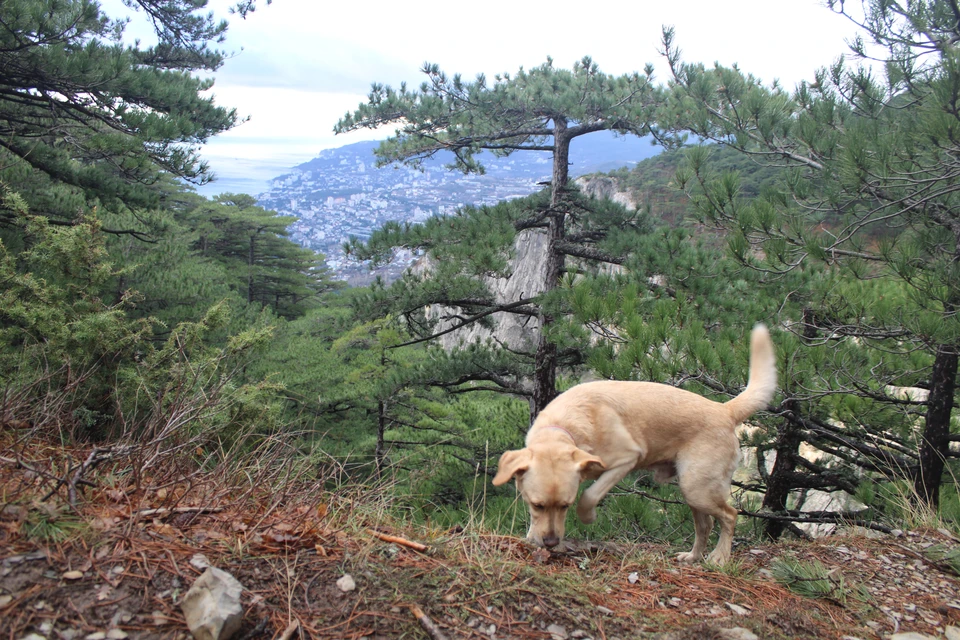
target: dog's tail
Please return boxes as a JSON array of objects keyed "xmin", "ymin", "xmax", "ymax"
[{"xmin": 724, "ymin": 324, "xmax": 777, "ymax": 425}]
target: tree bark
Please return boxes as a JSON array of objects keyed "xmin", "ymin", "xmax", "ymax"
[
  {"xmin": 530, "ymin": 120, "xmax": 571, "ymax": 422},
  {"xmin": 914, "ymin": 342, "xmax": 958, "ymax": 507},
  {"xmin": 761, "ymin": 400, "xmax": 803, "ymax": 540}
]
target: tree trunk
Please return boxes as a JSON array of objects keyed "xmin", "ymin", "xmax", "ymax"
[
  {"xmin": 914, "ymin": 342, "xmax": 958, "ymax": 507},
  {"xmin": 761, "ymin": 400, "xmax": 803, "ymax": 539},
  {"xmin": 248, "ymin": 235, "xmax": 255, "ymax": 304},
  {"xmin": 530, "ymin": 120, "xmax": 571, "ymax": 422},
  {"xmin": 375, "ymin": 399, "xmax": 387, "ymax": 478}
]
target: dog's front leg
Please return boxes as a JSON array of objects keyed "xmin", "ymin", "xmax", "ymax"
[{"xmin": 577, "ymin": 463, "xmax": 633, "ymax": 524}]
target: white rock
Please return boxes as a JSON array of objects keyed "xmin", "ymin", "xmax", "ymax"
[
  {"xmin": 84, "ymin": 633, "xmax": 106, "ymax": 640},
  {"xmin": 105, "ymin": 631, "xmax": 128, "ymax": 640},
  {"xmin": 21, "ymin": 634, "xmax": 46, "ymax": 640},
  {"xmin": 190, "ymin": 554, "xmax": 211, "ymax": 570},
  {"xmin": 717, "ymin": 628, "xmax": 759, "ymax": 640},
  {"xmin": 890, "ymin": 634, "xmax": 938, "ymax": 640},
  {"xmin": 725, "ymin": 602, "xmax": 750, "ymax": 616},
  {"xmin": 180, "ymin": 567, "xmax": 244, "ymax": 640},
  {"xmin": 547, "ymin": 624, "xmax": 568, "ymax": 639},
  {"xmin": 596, "ymin": 605, "xmax": 613, "ymax": 615},
  {"xmin": 627, "ymin": 572, "xmax": 639, "ymax": 584},
  {"xmin": 336, "ymin": 574, "xmax": 356, "ymax": 592},
  {"xmin": 62, "ymin": 570, "xmax": 84, "ymax": 581}
]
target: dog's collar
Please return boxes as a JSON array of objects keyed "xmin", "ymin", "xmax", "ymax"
[{"xmin": 539, "ymin": 425, "xmax": 576, "ymax": 444}]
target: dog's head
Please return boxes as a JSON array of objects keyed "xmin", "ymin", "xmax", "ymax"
[{"xmin": 492, "ymin": 445, "xmax": 604, "ymax": 548}]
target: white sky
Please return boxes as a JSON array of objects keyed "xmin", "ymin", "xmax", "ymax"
[{"xmin": 105, "ymin": 0, "xmax": 865, "ymax": 192}]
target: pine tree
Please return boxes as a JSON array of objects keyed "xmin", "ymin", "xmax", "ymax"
[
  {"xmin": 0, "ymin": 0, "xmax": 238, "ymax": 227},
  {"xmin": 336, "ymin": 58, "xmax": 663, "ymax": 418},
  {"xmin": 188, "ymin": 194, "xmax": 335, "ymax": 319},
  {"xmin": 657, "ymin": 0, "xmax": 960, "ymax": 508}
]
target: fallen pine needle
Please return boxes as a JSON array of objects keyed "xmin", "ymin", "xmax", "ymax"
[
  {"xmin": 367, "ymin": 529, "xmax": 428, "ymax": 552},
  {"xmin": 410, "ymin": 604, "xmax": 448, "ymax": 640}
]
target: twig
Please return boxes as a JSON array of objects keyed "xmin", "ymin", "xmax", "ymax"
[
  {"xmin": 367, "ymin": 529, "xmax": 428, "ymax": 552},
  {"xmin": 409, "ymin": 604, "xmax": 448, "ymax": 640},
  {"xmin": 66, "ymin": 446, "xmax": 136, "ymax": 506},
  {"xmin": 278, "ymin": 619, "xmax": 299, "ymax": 640},
  {"xmin": 132, "ymin": 506, "xmax": 225, "ymax": 518},
  {"xmin": 235, "ymin": 617, "xmax": 269, "ymax": 640}
]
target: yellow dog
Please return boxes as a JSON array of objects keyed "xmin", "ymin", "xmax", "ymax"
[{"xmin": 493, "ymin": 325, "xmax": 776, "ymax": 565}]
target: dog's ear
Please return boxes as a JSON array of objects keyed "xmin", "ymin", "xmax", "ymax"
[
  {"xmin": 573, "ymin": 449, "xmax": 605, "ymax": 477},
  {"xmin": 492, "ymin": 449, "xmax": 532, "ymax": 486}
]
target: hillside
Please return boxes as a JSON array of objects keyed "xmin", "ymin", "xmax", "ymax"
[
  {"xmin": 256, "ymin": 134, "xmax": 661, "ymax": 284},
  {"xmin": 3, "ymin": 433, "xmax": 960, "ymax": 640}
]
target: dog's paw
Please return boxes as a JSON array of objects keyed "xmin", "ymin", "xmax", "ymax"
[
  {"xmin": 576, "ymin": 503, "xmax": 597, "ymax": 524},
  {"xmin": 675, "ymin": 551, "xmax": 702, "ymax": 564},
  {"xmin": 705, "ymin": 550, "xmax": 730, "ymax": 566}
]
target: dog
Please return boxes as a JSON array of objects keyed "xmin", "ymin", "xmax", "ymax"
[{"xmin": 492, "ymin": 324, "xmax": 776, "ymax": 565}]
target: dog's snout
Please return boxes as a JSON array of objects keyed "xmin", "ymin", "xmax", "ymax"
[{"xmin": 542, "ymin": 534, "xmax": 560, "ymax": 548}]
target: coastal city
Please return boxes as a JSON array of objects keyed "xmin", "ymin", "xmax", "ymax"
[
  {"xmin": 256, "ymin": 141, "xmax": 553, "ymax": 283},
  {"xmin": 257, "ymin": 135, "xmax": 658, "ymax": 283}
]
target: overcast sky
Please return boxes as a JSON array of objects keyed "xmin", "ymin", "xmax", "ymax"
[{"xmin": 110, "ymin": 0, "xmax": 864, "ymax": 195}]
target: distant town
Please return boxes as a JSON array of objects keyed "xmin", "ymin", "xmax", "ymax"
[{"xmin": 256, "ymin": 135, "xmax": 661, "ymax": 283}]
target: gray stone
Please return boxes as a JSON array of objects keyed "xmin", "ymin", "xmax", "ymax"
[
  {"xmin": 180, "ymin": 567, "xmax": 244, "ymax": 640},
  {"xmin": 717, "ymin": 629, "xmax": 759, "ymax": 640}
]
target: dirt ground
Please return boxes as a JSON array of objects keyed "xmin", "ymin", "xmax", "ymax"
[{"xmin": 3, "ymin": 442, "xmax": 960, "ymax": 640}]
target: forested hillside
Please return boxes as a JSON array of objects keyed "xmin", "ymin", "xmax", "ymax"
[{"xmin": 2, "ymin": 1, "xmax": 960, "ymax": 639}]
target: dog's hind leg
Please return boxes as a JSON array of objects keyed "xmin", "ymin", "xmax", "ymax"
[
  {"xmin": 676, "ymin": 462, "xmax": 738, "ymax": 565},
  {"xmin": 702, "ymin": 501, "xmax": 737, "ymax": 566},
  {"xmin": 676, "ymin": 508, "xmax": 714, "ymax": 564}
]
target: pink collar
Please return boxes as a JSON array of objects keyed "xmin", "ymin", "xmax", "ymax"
[{"xmin": 538, "ymin": 425, "xmax": 576, "ymax": 444}]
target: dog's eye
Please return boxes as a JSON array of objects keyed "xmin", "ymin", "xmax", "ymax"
[{"xmin": 531, "ymin": 503, "xmax": 545, "ymax": 511}]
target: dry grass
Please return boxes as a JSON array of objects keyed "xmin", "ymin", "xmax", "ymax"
[{"xmin": 3, "ymin": 428, "xmax": 960, "ymax": 639}]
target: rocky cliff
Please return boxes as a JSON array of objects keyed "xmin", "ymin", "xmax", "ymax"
[{"xmin": 414, "ymin": 228, "xmax": 551, "ymax": 351}]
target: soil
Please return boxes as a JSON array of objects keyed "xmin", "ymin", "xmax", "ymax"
[{"xmin": 3, "ymin": 444, "xmax": 960, "ymax": 639}]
